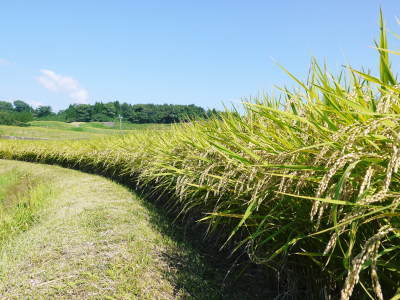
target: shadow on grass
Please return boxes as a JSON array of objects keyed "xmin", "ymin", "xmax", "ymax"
[
  {"xmin": 128, "ymin": 187, "xmax": 276, "ymax": 300},
  {"xmin": 66, "ymin": 163, "xmax": 277, "ymax": 298},
  {"xmin": 110, "ymin": 175, "xmax": 330, "ymax": 299}
]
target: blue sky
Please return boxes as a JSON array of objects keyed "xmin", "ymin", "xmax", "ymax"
[{"xmin": 0, "ymin": 1, "xmax": 399, "ymax": 111}]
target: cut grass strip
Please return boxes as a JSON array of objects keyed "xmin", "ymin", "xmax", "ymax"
[{"xmin": 0, "ymin": 168, "xmax": 53, "ymax": 246}]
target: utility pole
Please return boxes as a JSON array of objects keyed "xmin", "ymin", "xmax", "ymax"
[{"xmin": 118, "ymin": 114, "xmax": 123, "ymax": 131}]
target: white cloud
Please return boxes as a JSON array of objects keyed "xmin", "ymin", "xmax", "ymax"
[
  {"xmin": 28, "ymin": 100, "xmax": 44, "ymax": 108},
  {"xmin": 37, "ymin": 69, "xmax": 89, "ymax": 104}
]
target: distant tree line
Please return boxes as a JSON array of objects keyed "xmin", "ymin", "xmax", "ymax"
[
  {"xmin": 0, "ymin": 100, "xmax": 218, "ymax": 126},
  {"xmin": 61, "ymin": 101, "xmax": 217, "ymax": 123},
  {"xmin": 0, "ymin": 100, "xmax": 53, "ymax": 126}
]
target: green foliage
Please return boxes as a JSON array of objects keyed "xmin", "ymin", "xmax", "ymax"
[
  {"xmin": 61, "ymin": 102, "xmax": 211, "ymax": 123},
  {"xmin": 0, "ymin": 99, "xmax": 215, "ymax": 125},
  {"xmin": 34, "ymin": 106, "xmax": 52, "ymax": 118},
  {"xmin": 13, "ymin": 100, "xmax": 32, "ymax": 113},
  {"xmin": 0, "ymin": 101, "xmax": 34, "ymax": 126},
  {"xmin": 0, "ymin": 111, "xmax": 33, "ymax": 126},
  {"xmin": 0, "ymin": 112, "xmax": 16, "ymax": 125},
  {"xmin": 0, "ymin": 101, "xmax": 13, "ymax": 112}
]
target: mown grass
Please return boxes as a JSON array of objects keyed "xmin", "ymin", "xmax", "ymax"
[
  {"xmin": 0, "ymin": 12, "xmax": 399, "ymax": 299},
  {"xmin": 0, "ymin": 160, "xmax": 253, "ymax": 299}
]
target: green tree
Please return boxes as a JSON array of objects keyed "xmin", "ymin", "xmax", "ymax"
[
  {"xmin": 13, "ymin": 100, "xmax": 32, "ymax": 113},
  {"xmin": 35, "ymin": 106, "xmax": 52, "ymax": 118},
  {"xmin": 58, "ymin": 101, "xmax": 212, "ymax": 123},
  {"xmin": 103, "ymin": 102, "xmax": 116, "ymax": 118},
  {"xmin": 74, "ymin": 104, "xmax": 92, "ymax": 122},
  {"xmin": 0, "ymin": 101, "xmax": 13, "ymax": 112}
]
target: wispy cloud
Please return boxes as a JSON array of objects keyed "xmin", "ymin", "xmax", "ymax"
[
  {"xmin": 0, "ymin": 58, "xmax": 10, "ymax": 65},
  {"xmin": 37, "ymin": 69, "xmax": 89, "ymax": 104},
  {"xmin": 28, "ymin": 100, "xmax": 44, "ymax": 108}
]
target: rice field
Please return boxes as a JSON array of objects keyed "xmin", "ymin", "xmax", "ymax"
[
  {"xmin": 0, "ymin": 121, "xmax": 170, "ymax": 140},
  {"xmin": 0, "ymin": 14, "xmax": 399, "ymax": 299},
  {"xmin": 29, "ymin": 120, "xmax": 170, "ymax": 133}
]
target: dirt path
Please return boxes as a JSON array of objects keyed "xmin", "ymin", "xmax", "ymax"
[
  {"xmin": 0, "ymin": 160, "xmax": 223, "ymax": 299},
  {"xmin": 0, "ymin": 135, "xmax": 49, "ymax": 140}
]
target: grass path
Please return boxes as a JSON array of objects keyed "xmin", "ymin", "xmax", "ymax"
[{"xmin": 0, "ymin": 160, "xmax": 227, "ymax": 299}]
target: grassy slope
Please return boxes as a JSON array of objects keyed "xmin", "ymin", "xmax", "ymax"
[
  {"xmin": 30, "ymin": 121, "xmax": 170, "ymax": 134},
  {"xmin": 0, "ymin": 160, "xmax": 236, "ymax": 299},
  {"xmin": 0, "ymin": 121, "xmax": 170, "ymax": 140},
  {"xmin": 0, "ymin": 125, "xmax": 107, "ymax": 140}
]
